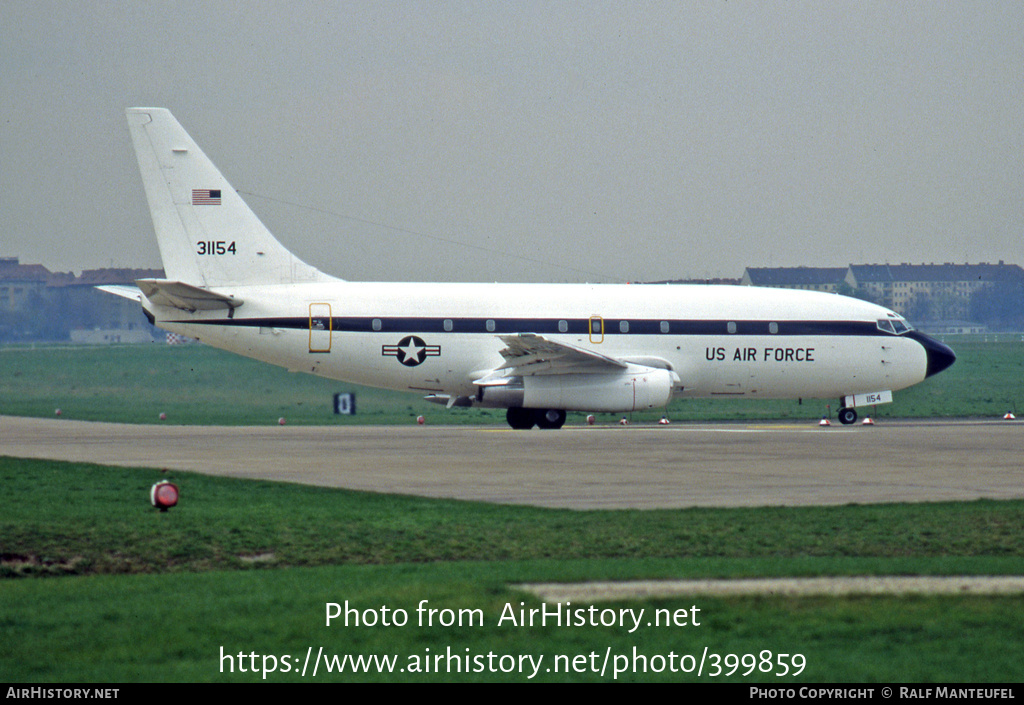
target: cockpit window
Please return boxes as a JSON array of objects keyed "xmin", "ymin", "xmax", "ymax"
[
  {"xmin": 877, "ymin": 316, "xmax": 913, "ymax": 335},
  {"xmin": 891, "ymin": 318, "xmax": 912, "ymax": 334}
]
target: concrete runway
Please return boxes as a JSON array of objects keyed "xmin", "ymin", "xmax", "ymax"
[{"xmin": 2, "ymin": 415, "xmax": 1021, "ymax": 509}]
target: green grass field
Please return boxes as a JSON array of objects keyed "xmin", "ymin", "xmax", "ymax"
[
  {"xmin": 1, "ymin": 339, "xmax": 1021, "ymax": 425},
  {"xmin": 2, "ymin": 341, "xmax": 1022, "ymax": 682},
  {"xmin": 2, "ymin": 457, "xmax": 1023, "ymax": 682}
]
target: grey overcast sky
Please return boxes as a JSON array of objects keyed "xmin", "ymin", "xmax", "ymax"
[{"xmin": 2, "ymin": 1, "xmax": 1022, "ymax": 283}]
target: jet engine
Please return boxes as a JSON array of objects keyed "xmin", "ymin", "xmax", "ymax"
[{"xmin": 478, "ymin": 366, "xmax": 676, "ymax": 413}]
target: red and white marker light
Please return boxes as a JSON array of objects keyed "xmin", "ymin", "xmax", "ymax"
[{"xmin": 151, "ymin": 481, "xmax": 179, "ymax": 511}]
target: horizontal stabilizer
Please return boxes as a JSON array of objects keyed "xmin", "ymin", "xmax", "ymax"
[
  {"xmin": 135, "ymin": 278, "xmax": 242, "ymax": 312},
  {"xmin": 95, "ymin": 285, "xmax": 143, "ymax": 303}
]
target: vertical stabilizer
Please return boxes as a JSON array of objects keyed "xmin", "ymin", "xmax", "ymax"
[{"xmin": 126, "ymin": 108, "xmax": 338, "ymax": 287}]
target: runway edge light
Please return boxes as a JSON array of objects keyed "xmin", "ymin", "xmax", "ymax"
[{"xmin": 150, "ymin": 481, "xmax": 179, "ymax": 512}]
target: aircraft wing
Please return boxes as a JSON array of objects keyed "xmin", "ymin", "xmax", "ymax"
[
  {"xmin": 134, "ymin": 279, "xmax": 243, "ymax": 312},
  {"xmin": 493, "ymin": 333, "xmax": 629, "ymax": 376}
]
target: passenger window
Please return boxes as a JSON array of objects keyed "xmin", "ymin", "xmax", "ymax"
[
  {"xmin": 486, "ymin": 319, "xmax": 495, "ymax": 332},
  {"xmin": 558, "ymin": 320, "xmax": 568, "ymax": 333},
  {"xmin": 443, "ymin": 319, "xmax": 453, "ymax": 332},
  {"xmin": 660, "ymin": 321, "xmax": 669, "ymax": 334},
  {"xmin": 619, "ymin": 320, "xmax": 629, "ymax": 333}
]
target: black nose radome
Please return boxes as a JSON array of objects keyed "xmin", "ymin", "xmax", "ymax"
[{"xmin": 908, "ymin": 331, "xmax": 956, "ymax": 378}]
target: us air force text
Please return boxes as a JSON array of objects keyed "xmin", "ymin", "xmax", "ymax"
[{"xmin": 706, "ymin": 347, "xmax": 815, "ymax": 362}]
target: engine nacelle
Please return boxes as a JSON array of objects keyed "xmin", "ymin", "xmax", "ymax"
[{"xmin": 479, "ymin": 366, "xmax": 676, "ymax": 412}]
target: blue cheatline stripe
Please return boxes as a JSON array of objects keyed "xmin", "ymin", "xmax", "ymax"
[{"xmin": 168, "ymin": 316, "xmax": 887, "ymax": 337}]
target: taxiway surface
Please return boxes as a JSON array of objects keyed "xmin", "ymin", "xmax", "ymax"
[{"xmin": 3, "ymin": 415, "xmax": 1020, "ymax": 509}]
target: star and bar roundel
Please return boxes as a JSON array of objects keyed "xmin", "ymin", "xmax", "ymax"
[{"xmin": 382, "ymin": 336, "xmax": 441, "ymax": 367}]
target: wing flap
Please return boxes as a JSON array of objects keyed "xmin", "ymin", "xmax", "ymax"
[{"xmin": 494, "ymin": 333, "xmax": 628, "ymax": 376}]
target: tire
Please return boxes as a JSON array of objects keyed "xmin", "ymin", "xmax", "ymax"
[
  {"xmin": 535, "ymin": 409, "xmax": 567, "ymax": 430},
  {"xmin": 506, "ymin": 407, "xmax": 536, "ymax": 430},
  {"xmin": 838, "ymin": 407, "xmax": 858, "ymax": 425}
]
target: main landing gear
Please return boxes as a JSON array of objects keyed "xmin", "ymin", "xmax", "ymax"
[
  {"xmin": 506, "ymin": 407, "xmax": 567, "ymax": 430},
  {"xmin": 837, "ymin": 406, "xmax": 858, "ymax": 425}
]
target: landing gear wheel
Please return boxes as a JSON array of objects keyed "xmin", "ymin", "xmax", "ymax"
[
  {"xmin": 535, "ymin": 409, "xmax": 567, "ymax": 430},
  {"xmin": 506, "ymin": 407, "xmax": 536, "ymax": 430},
  {"xmin": 838, "ymin": 407, "xmax": 858, "ymax": 425}
]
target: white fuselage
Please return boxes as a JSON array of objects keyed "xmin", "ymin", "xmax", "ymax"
[{"xmin": 150, "ymin": 282, "xmax": 929, "ymax": 406}]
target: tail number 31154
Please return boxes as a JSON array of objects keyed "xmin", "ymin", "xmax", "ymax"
[{"xmin": 197, "ymin": 241, "xmax": 237, "ymax": 255}]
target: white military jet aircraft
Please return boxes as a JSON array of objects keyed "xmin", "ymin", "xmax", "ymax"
[{"xmin": 106, "ymin": 108, "xmax": 955, "ymax": 429}]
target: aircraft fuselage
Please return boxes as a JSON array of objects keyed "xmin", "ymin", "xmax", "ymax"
[{"xmin": 153, "ymin": 281, "xmax": 938, "ymax": 406}]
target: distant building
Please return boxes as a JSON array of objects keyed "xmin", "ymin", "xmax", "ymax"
[
  {"xmin": 741, "ymin": 267, "xmax": 848, "ymax": 293},
  {"xmin": 916, "ymin": 320, "xmax": 989, "ymax": 336},
  {"xmin": 737, "ymin": 261, "xmax": 1024, "ymax": 327},
  {"xmin": 646, "ymin": 277, "xmax": 741, "ymax": 286},
  {"xmin": 58, "ymin": 267, "xmax": 164, "ymax": 335},
  {"xmin": 848, "ymin": 262, "xmax": 1024, "ymax": 320},
  {"xmin": 0, "ymin": 257, "xmax": 53, "ymax": 312},
  {"xmin": 0, "ymin": 256, "xmax": 164, "ymax": 343}
]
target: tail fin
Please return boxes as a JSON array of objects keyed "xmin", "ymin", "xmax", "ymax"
[{"xmin": 126, "ymin": 108, "xmax": 338, "ymax": 287}]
